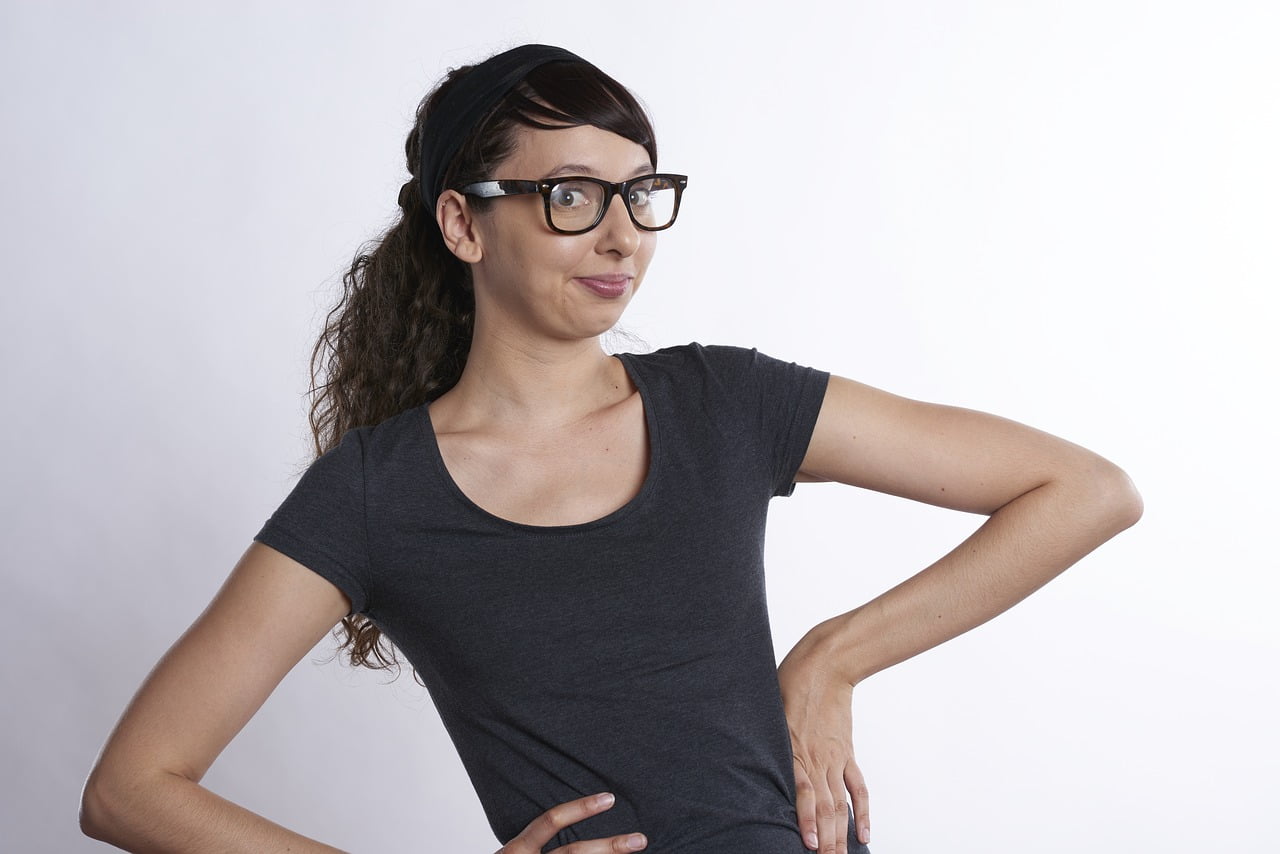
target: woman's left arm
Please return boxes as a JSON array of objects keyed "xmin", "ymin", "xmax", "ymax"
[{"xmin": 779, "ymin": 375, "xmax": 1143, "ymax": 852}]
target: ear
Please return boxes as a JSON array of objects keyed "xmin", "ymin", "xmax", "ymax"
[{"xmin": 436, "ymin": 189, "xmax": 483, "ymax": 264}]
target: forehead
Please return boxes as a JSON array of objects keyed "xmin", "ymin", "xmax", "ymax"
[{"xmin": 500, "ymin": 124, "xmax": 653, "ymax": 179}]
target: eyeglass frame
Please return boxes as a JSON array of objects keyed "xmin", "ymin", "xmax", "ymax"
[{"xmin": 455, "ymin": 173, "xmax": 689, "ymax": 235}]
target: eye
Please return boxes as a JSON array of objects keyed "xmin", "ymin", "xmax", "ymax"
[
  {"xmin": 628, "ymin": 187, "xmax": 652, "ymax": 208},
  {"xmin": 549, "ymin": 182, "xmax": 595, "ymax": 210}
]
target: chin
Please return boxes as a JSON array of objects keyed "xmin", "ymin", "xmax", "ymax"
[
  {"xmin": 578, "ymin": 299, "xmax": 633, "ymax": 335},
  {"xmin": 560, "ymin": 309, "xmax": 630, "ymax": 342}
]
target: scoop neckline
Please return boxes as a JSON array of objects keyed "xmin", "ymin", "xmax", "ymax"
[{"xmin": 417, "ymin": 352, "xmax": 659, "ymax": 533}]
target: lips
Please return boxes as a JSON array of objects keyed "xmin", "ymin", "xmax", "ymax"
[{"xmin": 574, "ymin": 273, "xmax": 632, "ymax": 298}]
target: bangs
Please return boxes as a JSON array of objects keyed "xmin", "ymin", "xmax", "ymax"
[{"xmin": 503, "ymin": 62, "xmax": 657, "ymax": 166}]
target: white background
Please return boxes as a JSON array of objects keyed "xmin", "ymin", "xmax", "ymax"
[{"xmin": 3, "ymin": 1, "xmax": 1276, "ymax": 851}]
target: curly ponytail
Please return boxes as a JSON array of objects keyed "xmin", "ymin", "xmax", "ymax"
[{"xmin": 308, "ymin": 54, "xmax": 658, "ymax": 672}]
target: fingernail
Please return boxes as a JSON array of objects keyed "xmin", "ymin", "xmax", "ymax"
[
  {"xmin": 595, "ymin": 792, "xmax": 615, "ymax": 808},
  {"xmin": 861, "ymin": 826, "xmax": 870, "ymax": 844},
  {"xmin": 806, "ymin": 831, "xmax": 819, "ymax": 850},
  {"xmin": 626, "ymin": 833, "xmax": 647, "ymax": 850}
]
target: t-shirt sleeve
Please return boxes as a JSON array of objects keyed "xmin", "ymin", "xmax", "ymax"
[
  {"xmin": 702, "ymin": 345, "xmax": 831, "ymax": 498},
  {"xmin": 254, "ymin": 429, "xmax": 371, "ymax": 614}
]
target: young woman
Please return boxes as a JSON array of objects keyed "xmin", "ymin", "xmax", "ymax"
[{"xmin": 81, "ymin": 44, "xmax": 1142, "ymax": 854}]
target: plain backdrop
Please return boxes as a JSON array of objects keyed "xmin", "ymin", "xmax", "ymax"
[{"xmin": 2, "ymin": 1, "xmax": 1276, "ymax": 852}]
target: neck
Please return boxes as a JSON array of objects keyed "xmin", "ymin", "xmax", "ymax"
[{"xmin": 444, "ymin": 327, "xmax": 625, "ymax": 430}]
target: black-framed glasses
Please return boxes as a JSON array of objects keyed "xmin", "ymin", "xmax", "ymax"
[{"xmin": 457, "ymin": 173, "xmax": 688, "ymax": 235}]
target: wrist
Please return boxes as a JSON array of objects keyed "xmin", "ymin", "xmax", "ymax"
[{"xmin": 790, "ymin": 608, "xmax": 876, "ymax": 688}]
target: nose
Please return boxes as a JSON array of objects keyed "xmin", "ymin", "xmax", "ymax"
[{"xmin": 593, "ymin": 191, "xmax": 641, "ymax": 257}]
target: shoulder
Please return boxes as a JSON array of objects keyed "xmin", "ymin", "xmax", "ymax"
[
  {"xmin": 620, "ymin": 342, "xmax": 793, "ymax": 383},
  {"xmin": 364, "ymin": 402, "xmax": 430, "ymax": 450},
  {"xmin": 621, "ymin": 342, "xmax": 827, "ymax": 393},
  {"xmin": 308, "ymin": 403, "xmax": 429, "ymax": 481}
]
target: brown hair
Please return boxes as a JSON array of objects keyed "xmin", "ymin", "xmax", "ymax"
[{"xmin": 308, "ymin": 56, "xmax": 657, "ymax": 671}]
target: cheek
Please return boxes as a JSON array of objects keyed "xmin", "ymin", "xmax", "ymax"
[
  {"xmin": 495, "ymin": 230, "xmax": 576, "ymax": 274},
  {"xmin": 635, "ymin": 235, "xmax": 658, "ymax": 276},
  {"xmin": 541, "ymin": 234, "xmax": 598, "ymax": 272}
]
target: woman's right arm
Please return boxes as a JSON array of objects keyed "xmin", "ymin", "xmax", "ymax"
[
  {"xmin": 81, "ymin": 543, "xmax": 651, "ymax": 854},
  {"xmin": 80, "ymin": 542, "xmax": 352, "ymax": 852}
]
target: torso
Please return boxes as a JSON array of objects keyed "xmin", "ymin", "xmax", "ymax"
[{"xmin": 256, "ymin": 344, "xmax": 844, "ymax": 852}]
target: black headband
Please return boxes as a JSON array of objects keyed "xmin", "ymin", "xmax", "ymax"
[{"xmin": 419, "ymin": 44, "xmax": 589, "ymax": 210}]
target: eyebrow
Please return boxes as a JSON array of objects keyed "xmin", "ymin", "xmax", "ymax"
[{"xmin": 547, "ymin": 163, "xmax": 653, "ymax": 179}]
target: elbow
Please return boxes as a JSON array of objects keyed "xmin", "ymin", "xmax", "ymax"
[
  {"xmin": 79, "ymin": 767, "xmax": 116, "ymax": 842},
  {"xmin": 81, "ymin": 758, "xmax": 201, "ymax": 846},
  {"xmin": 1088, "ymin": 457, "xmax": 1144, "ymax": 536},
  {"xmin": 79, "ymin": 760, "xmax": 150, "ymax": 845},
  {"xmin": 1116, "ymin": 472, "xmax": 1144, "ymax": 530}
]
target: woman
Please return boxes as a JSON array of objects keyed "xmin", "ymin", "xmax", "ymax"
[{"xmin": 80, "ymin": 44, "xmax": 1141, "ymax": 854}]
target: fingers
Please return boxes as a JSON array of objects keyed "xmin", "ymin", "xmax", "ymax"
[
  {"xmin": 845, "ymin": 763, "xmax": 870, "ymax": 846},
  {"xmin": 501, "ymin": 792, "xmax": 647, "ymax": 854},
  {"xmin": 823, "ymin": 765, "xmax": 850, "ymax": 854},
  {"xmin": 554, "ymin": 832, "xmax": 649, "ymax": 853},
  {"xmin": 589, "ymin": 833, "xmax": 648, "ymax": 853},
  {"xmin": 526, "ymin": 792, "xmax": 618, "ymax": 847},
  {"xmin": 793, "ymin": 760, "xmax": 820, "ymax": 851},
  {"xmin": 797, "ymin": 758, "xmax": 856, "ymax": 854}
]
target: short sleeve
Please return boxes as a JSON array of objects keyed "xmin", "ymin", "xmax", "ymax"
[
  {"xmin": 701, "ymin": 345, "xmax": 831, "ymax": 498},
  {"xmin": 254, "ymin": 429, "xmax": 371, "ymax": 614}
]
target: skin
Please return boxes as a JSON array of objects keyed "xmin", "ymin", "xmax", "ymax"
[
  {"xmin": 80, "ymin": 122, "xmax": 1142, "ymax": 854},
  {"xmin": 782, "ymin": 385, "xmax": 1142, "ymax": 851},
  {"xmin": 428, "ymin": 124, "xmax": 657, "ymax": 530}
]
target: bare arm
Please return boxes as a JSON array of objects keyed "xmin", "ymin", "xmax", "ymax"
[
  {"xmin": 80, "ymin": 543, "xmax": 352, "ymax": 853},
  {"xmin": 791, "ymin": 374, "xmax": 1142, "ymax": 680},
  {"xmin": 81, "ymin": 545, "xmax": 653, "ymax": 854},
  {"xmin": 781, "ymin": 375, "xmax": 1143, "ymax": 852}
]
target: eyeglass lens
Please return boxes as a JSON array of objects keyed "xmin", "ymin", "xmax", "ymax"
[{"xmin": 548, "ymin": 177, "xmax": 679, "ymax": 232}]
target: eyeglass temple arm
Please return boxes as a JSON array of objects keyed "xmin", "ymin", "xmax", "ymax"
[{"xmin": 457, "ymin": 180, "xmax": 541, "ymax": 198}]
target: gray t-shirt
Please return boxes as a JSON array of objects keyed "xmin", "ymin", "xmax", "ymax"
[{"xmin": 257, "ymin": 343, "xmax": 865, "ymax": 853}]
